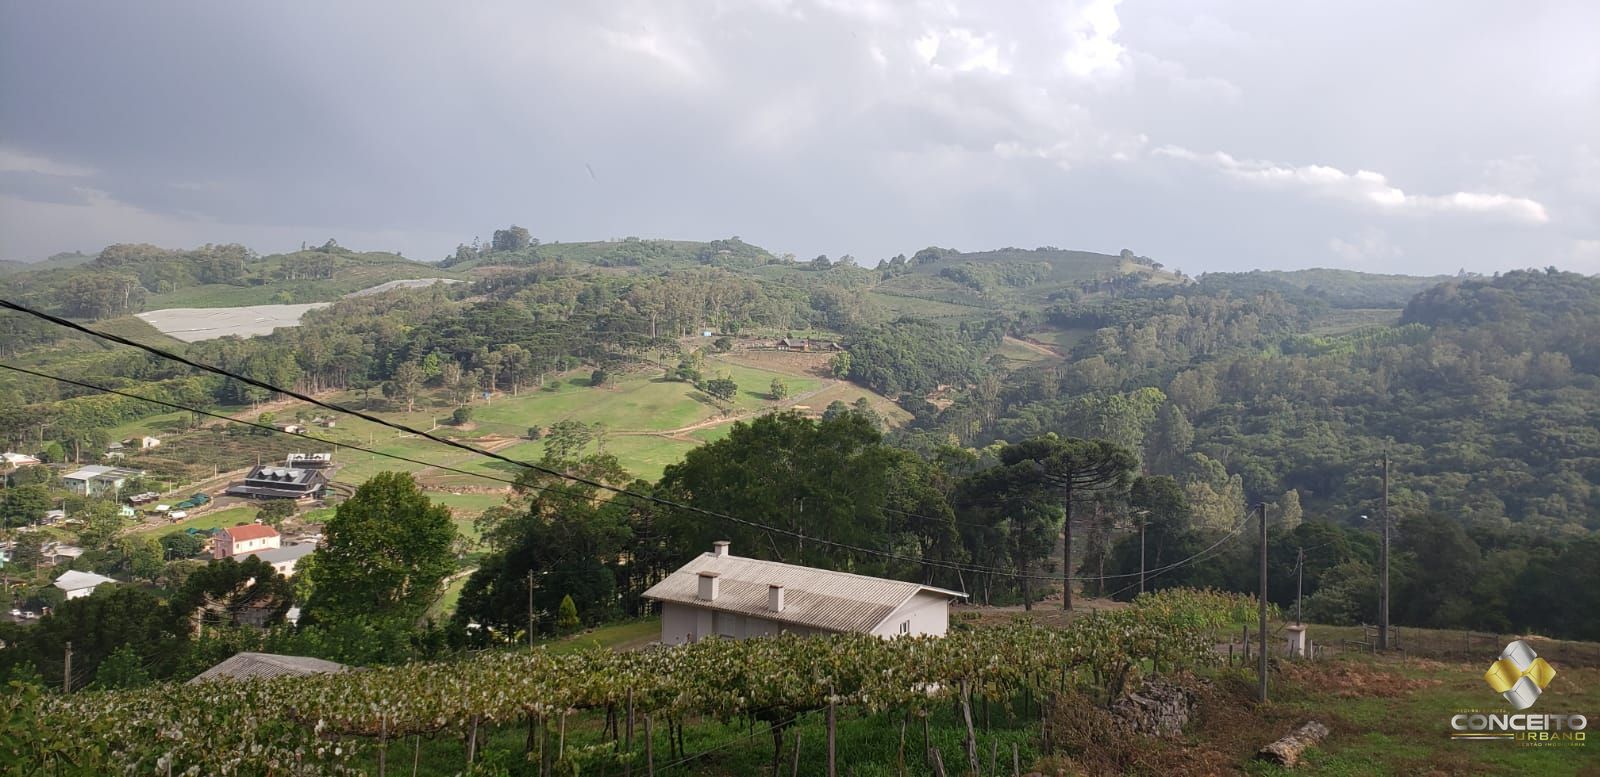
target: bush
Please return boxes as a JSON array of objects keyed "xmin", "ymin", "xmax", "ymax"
[
  {"xmin": 557, "ymin": 594, "xmax": 580, "ymax": 633},
  {"xmin": 590, "ymin": 368, "xmax": 609, "ymax": 387},
  {"xmin": 450, "ymin": 406, "xmax": 473, "ymax": 426},
  {"xmin": 712, "ymin": 336, "xmax": 733, "ymax": 352}
]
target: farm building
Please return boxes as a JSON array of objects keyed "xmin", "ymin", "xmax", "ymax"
[
  {"xmin": 213, "ymin": 524, "xmax": 281, "ymax": 559},
  {"xmin": 225, "ymin": 464, "xmax": 328, "ymax": 500},
  {"xmin": 123, "ymin": 436, "xmax": 161, "ymax": 450},
  {"xmin": 61, "ymin": 465, "xmax": 142, "ymax": 497},
  {"xmin": 188, "ymin": 652, "xmax": 349, "ymax": 684},
  {"xmin": 776, "ymin": 337, "xmax": 808, "ymax": 351},
  {"xmin": 238, "ymin": 542, "xmax": 317, "ymax": 577},
  {"xmin": 284, "ymin": 452, "xmax": 334, "ymax": 469},
  {"xmin": 53, "ymin": 570, "xmax": 116, "ymax": 600},
  {"xmin": 643, "ymin": 542, "xmax": 967, "ymax": 645},
  {"xmin": 1, "ymin": 452, "xmax": 41, "ymax": 468},
  {"xmin": 43, "ymin": 542, "xmax": 84, "ymax": 566}
]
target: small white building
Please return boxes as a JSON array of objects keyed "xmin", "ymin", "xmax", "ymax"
[
  {"xmin": 61, "ymin": 465, "xmax": 142, "ymax": 497},
  {"xmin": 1, "ymin": 452, "xmax": 41, "ymax": 468},
  {"xmin": 238, "ymin": 542, "xmax": 317, "ymax": 577},
  {"xmin": 53, "ymin": 570, "xmax": 116, "ymax": 600},
  {"xmin": 643, "ymin": 542, "xmax": 967, "ymax": 645}
]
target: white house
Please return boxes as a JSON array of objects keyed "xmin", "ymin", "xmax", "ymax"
[
  {"xmin": 238, "ymin": 542, "xmax": 317, "ymax": 577},
  {"xmin": 643, "ymin": 542, "xmax": 967, "ymax": 645},
  {"xmin": 53, "ymin": 570, "xmax": 116, "ymax": 600},
  {"xmin": 61, "ymin": 465, "xmax": 142, "ymax": 497},
  {"xmin": 1, "ymin": 452, "xmax": 41, "ymax": 468},
  {"xmin": 124, "ymin": 436, "xmax": 161, "ymax": 450}
]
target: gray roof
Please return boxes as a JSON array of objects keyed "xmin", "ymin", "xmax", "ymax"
[
  {"xmin": 53, "ymin": 570, "xmax": 116, "ymax": 591},
  {"xmin": 188, "ymin": 652, "xmax": 349, "ymax": 683},
  {"xmin": 241, "ymin": 542, "xmax": 317, "ymax": 564},
  {"xmin": 643, "ymin": 552, "xmax": 966, "ymax": 634}
]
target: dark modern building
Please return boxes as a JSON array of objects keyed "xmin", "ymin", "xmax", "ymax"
[{"xmin": 225, "ymin": 465, "xmax": 328, "ymax": 500}]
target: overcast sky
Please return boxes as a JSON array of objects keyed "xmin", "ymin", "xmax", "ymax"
[{"xmin": 2, "ymin": 1, "xmax": 1596, "ymax": 274}]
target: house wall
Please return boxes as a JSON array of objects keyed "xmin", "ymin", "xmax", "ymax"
[
  {"xmin": 214, "ymin": 533, "xmax": 281, "ymax": 559},
  {"xmin": 658, "ymin": 602, "xmax": 830, "ymax": 645},
  {"xmin": 63, "ymin": 586, "xmax": 96, "ymax": 600},
  {"xmin": 869, "ymin": 591, "xmax": 953, "ymax": 638}
]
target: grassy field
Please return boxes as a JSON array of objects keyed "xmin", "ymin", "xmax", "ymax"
[
  {"xmin": 1307, "ymin": 308, "xmax": 1404, "ymax": 336},
  {"xmin": 151, "ymin": 505, "xmax": 258, "ymax": 533},
  {"xmin": 1249, "ymin": 653, "xmax": 1599, "ymax": 776},
  {"xmin": 145, "ymin": 260, "xmax": 462, "ymax": 309}
]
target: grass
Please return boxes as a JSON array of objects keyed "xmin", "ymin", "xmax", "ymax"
[
  {"xmin": 1263, "ymin": 654, "xmax": 1600, "ymax": 776},
  {"xmin": 542, "ymin": 618, "xmax": 661, "ymax": 654},
  {"xmin": 1307, "ymin": 308, "xmax": 1404, "ymax": 336},
  {"xmin": 149, "ymin": 505, "xmax": 258, "ymax": 533},
  {"xmin": 427, "ymin": 573, "xmax": 472, "ymax": 621},
  {"xmin": 145, "ymin": 260, "xmax": 462, "ymax": 309}
]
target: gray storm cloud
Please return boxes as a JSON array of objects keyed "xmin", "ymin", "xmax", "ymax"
[{"xmin": 1, "ymin": 0, "xmax": 1595, "ymax": 273}]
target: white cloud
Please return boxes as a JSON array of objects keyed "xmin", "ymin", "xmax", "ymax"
[
  {"xmin": 1156, "ymin": 146, "xmax": 1550, "ymax": 224},
  {"xmin": 0, "ymin": 147, "xmax": 96, "ymax": 178},
  {"xmin": 1060, "ymin": 0, "xmax": 1126, "ymax": 78}
]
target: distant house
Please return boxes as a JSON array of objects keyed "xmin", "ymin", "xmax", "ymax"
[
  {"xmin": 188, "ymin": 652, "xmax": 349, "ymax": 684},
  {"xmin": 225, "ymin": 465, "xmax": 328, "ymax": 500},
  {"xmin": 284, "ymin": 453, "xmax": 334, "ymax": 469},
  {"xmin": 213, "ymin": 524, "xmax": 281, "ymax": 559},
  {"xmin": 1, "ymin": 452, "xmax": 41, "ymax": 469},
  {"xmin": 809, "ymin": 340, "xmax": 843, "ymax": 351},
  {"xmin": 53, "ymin": 570, "xmax": 116, "ymax": 600},
  {"xmin": 275, "ymin": 423, "xmax": 308, "ymax": 435},
  {"xmin": 43, "ymin": 509, "xmax": 66, "ymax": 524},
  {"xmin": 643, "ymin": 541, "xmax": 967, "ymax": 645},
  {"xmin": 124, "ymin": 436, "xmax": 161, "ymax": 450},
  {"xmin": 238, "ymin": 542, "xmax": 317, "ymax": 577},
  {"xmin": 777, "ymin": 337, "xmax": 808, "ymax": 352},
  {"xmin": 61, "ymin": 465, "xmax": 142, "ymax": 497},
  {"xmin": 44, "ymin": 542, "xmax": 84, "ymax": 566}
]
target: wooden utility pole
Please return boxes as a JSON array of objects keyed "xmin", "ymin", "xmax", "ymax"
[
  {"xmin": 1295, "ymin": 547, "xmax": 1304, "ymax": 626},
  {"xmin": 1256, "ymin": 502, "xmax": 1269, "ymax": 704},
  {"xmin": 1379, "ymin": 453, "xmax": 1390, "ymax": 650},
  {"xmin": 1139, "ymin": 516, "xmax": 1147, "ymax": 595},
  {"xmin": 63, "ymin": 641, "xmax": 73, "ymax": 694}
]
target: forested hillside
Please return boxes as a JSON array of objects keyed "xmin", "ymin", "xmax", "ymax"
[{"xmin": 2, "ymin": 234, "xmax": 1597, "ymax": 649}]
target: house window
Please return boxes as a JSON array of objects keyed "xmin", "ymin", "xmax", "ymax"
[{"xmin": 899, "ymin": 620, "xmax": 910, "ymax": 635}]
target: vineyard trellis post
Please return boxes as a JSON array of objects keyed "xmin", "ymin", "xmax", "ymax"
[
  {"xmin": 625, "ymin": 687, "xmax": 635, "ymax": 777},
  {"xmin": 827, "ymin": 685, "xmax": 837, "ymax": 777},
  {"xmin": 645, "ymin": 714, "xmax": 654, "ymax": 776},
  {"xmin": 791, "ymin": 730, "xmax": 803, "ymax": 777}
]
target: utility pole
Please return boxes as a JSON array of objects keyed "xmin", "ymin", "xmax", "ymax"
[
  {"xmin": 1295, "ymin": 547, "xmax": 1304, "ymax": 626},
  {"xmin": 1379, "ymin": 453, "xmax": 1390, "ymax": 651},
  {"xmin": 527, "ymin": 569, "xmax": 535, "ymax": 649},
  {"xmin": 63, "ymin": 641, "xmax": 73, "ymax": 694},
  {"xmin": 1256, "ymin": 502, "xmax": 1269, "ymax": 704},
  {"xmin": 1139, "ymin": 516, "xmax": 1147, "ymax": 596}
]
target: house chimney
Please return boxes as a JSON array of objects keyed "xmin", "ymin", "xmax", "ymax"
[
  {"xmin": 697, "ymin": 571, "xmax": 720, "ymax": 601},
  {"xmin": 768, "ymin": 584, "xmax": 785, "ymax": 613},
  {"xmin": 712, "ymin": 540, "xmax": 730, "ymax": 557}
]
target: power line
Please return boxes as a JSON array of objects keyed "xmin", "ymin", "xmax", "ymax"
[
  {"xmin": 0, "ymin": 298, "xmax": 1246, "ymax": 585},
  {"xmin": 0, "ymin": 362, "xmax": 563, "ymax": 496}
]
